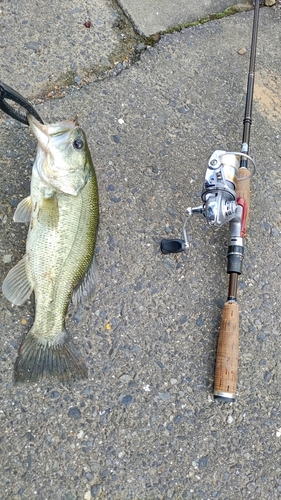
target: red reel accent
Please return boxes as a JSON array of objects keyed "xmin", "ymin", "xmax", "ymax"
[{"xmin": 237, "ymin": 197, "xmax": 247, "ymax": 238}]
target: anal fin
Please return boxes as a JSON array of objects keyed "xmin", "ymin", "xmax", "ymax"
[
  {"xmin": 14, "ymin": 196, "xmax": 32, "ymax": 223},
  {"xmin": 2, "ymin": 256, "xmax": 33, "ymax": 305},
  {"xmin": 72, "ymin": 255, "xmax": 98, "ymax": 307}
]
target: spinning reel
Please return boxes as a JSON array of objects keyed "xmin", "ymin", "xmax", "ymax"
[{"xmin": 160, "ymin": 149, "xmax": 255, "ymax": 261}]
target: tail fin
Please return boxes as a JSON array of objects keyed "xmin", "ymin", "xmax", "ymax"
[{"xmin": 14, "ymin": 331, "xmax": 88, "ymax": 383}]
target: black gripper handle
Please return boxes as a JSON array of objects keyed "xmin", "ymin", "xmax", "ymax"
[{"xmin": 160, "ymin": 239, "xmax": 186, "ymax": 254}]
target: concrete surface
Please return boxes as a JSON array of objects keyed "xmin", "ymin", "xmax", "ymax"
[
  {"xmin": 1, "ymin": 1, "xmax": 281, "ymax": 500},
  {"xmin": 116, "ymin": 0, "xmax": 253, "ymax": 36},
  {"xmin": 0, "ymin": 0, "xmax": 141, "ymax": 97},
  {"xmin": 0, "ymin": 0, "xmax": 255, "ymax": 99}
]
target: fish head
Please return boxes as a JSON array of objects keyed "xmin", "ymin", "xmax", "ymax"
[{"xmin": 28, "ymin": 115, "xmax": 93, "ymax": 196}]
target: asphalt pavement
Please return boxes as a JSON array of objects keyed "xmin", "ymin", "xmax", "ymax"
[{"xmin": 1, "ymin": 1, "xmax": 281, "ymax": 499}]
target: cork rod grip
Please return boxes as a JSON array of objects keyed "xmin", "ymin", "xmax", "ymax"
[
  {"xmin": 236, "ymin": 167, "xmax": 251, "ymax": 230},
  {"xmin": 214, "ymin": 301, "xmax": 239, "ymax": 401}
]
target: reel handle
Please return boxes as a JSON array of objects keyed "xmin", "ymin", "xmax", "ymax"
[
  {"xmin": 214, "ymin": 301, "xmax": 239, "ymax": 402},
  {"xmin": 160, "ymin": 239, "xmax": 187, "ymax": 254}
]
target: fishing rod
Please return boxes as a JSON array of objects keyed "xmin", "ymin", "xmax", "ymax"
[{"xmin": 160, "ymin": 0, "xmax": 260, "ymax": 402}]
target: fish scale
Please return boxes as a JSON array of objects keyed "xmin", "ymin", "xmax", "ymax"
[{"xmin": 29, "ymin": 174, "xmax": 98, "ymax": 338}]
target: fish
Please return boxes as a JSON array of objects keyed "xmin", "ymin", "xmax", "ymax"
[{"xmin": 2, "ymin": 114, "xmax": 99, "ymax": 383}]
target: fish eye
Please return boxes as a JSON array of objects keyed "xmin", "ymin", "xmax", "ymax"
[{"xmin": 73, "ymin": 138, "xmax": 84, "ymax": 150}]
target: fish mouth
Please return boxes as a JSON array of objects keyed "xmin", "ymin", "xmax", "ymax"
[{"xmin": 28, "ymin": 114, "xmax": 78, "ymax": 152}]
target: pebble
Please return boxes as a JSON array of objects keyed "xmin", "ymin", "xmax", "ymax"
[
  {"xmin": 119, "ymin": 374, "xmax": 131, "ymax": 383},
  {"xmin": 26, "ymin": 432, "xmax": 35, "ymax": 442},
  {"xmin": 271, "ymin": 228, "xmax": 279, "ymax": 238},
  {"xmin": 264, "ymin": 221, "xmax": 270, "ymax": 232},
  {"xmin": 90, "ymin": 485, "xmax": 101, "ymax": 498},
  {"xmin": 169, "ymin": 99, "xmax": 177, "ymax": 107},
  {"xmin": 158, "ymin": 392, "xmax": 170, "ymax": 401},
  {"xmin": 180, "ymin": 315, "xmax": 187, "ymax": 325},
  {"xmin": 198, "ymin": 456, "xmax": 208, "ymax": 468},
  {"xmin": 50, "ymin": 391, "xmax": 60, "ymax": 399},
  {"xmin": 174, "ymin": 415, "xmax": 183, "ymax": 424},
  {"xmin": 182, "ymin": 491, "xmax": 192, "ymax": 499},
  {"xmin": 24, "ymin": 41, "xmax": 40, "ymax": 51},
  {"xmin": 196, "ymin": 315, "xmax": 204, "ymax": 327},
  {"xmin": 167, "ymin": 207, "xmax": 178, "ymax": 217},
  {"xmin": 101, "ymin": 469, "xmax": 110, "ymax": 478},
  {"xmin": 257, "ymin": 333, "xmax": 265, "ymax": 343},
  {"xmin": 134, "ymin": 42, "xmax": 146, "ymax": 53},
  {"xmin": 68, "ymin": 407, "xmax": 82, "ymax": 419},
  {"xmin": 91, "ymin": 463, "xmax": 101, "ymax": 473},
  {"xmin": 84, "ymin": 492, "xmax": 91, "ymax": 500},
  {"xmin": 3, "ymin": 254, "xmax": 12, "ymax": 263},
  {"xmin": 74, "ymin": 76, "xmax": 82, "ymax": 84},
  {"xmin": 134, "ymin": 281, "xmax": 143, "ymax": 291},
  {"xmin": 10, "ymin": 198, "xmax": 19, "ymax": 207},
  {"xmin": 114, "ymin": 62, "xmax": 123, "ymax": 75},
  {"xmin": 238, "ymin": 47, "xmax": 247, "ymax": 55},
  {"xmin": 121, "ymin": 395, "xmax": 133, "ymax": 407}
]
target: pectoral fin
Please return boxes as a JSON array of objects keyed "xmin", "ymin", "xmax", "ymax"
[
  {"xmin": 2, "ymin": 256, "xmax": 33, "ymax": 305},
  {"xmin": 72, "ymin": 255, "xmax": 98, "ymax": 307},
  {"xmin": 13, "ymin": 196, "xmax": 32, "ymax": 223},
  {"xmin": 39, "ymin": 195, "xmax": 59, "ymax": 228}
]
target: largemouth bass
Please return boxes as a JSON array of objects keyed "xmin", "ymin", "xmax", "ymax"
[{"xmin": 2, "ymin": 115, "xmax": 99, "ymax": 383}]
